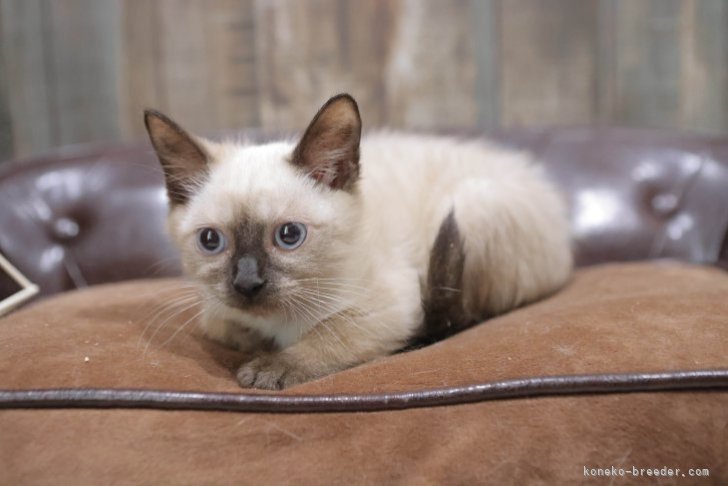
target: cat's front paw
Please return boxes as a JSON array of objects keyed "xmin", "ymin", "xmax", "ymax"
[{"xmin": 236, "ymin": 352, "xmax": 314, "ymax": 390}]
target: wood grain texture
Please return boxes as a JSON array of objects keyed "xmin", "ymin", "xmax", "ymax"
[
  {"xmin": 596, "ymin": 0, "xmax": 617, "ymax": 124},
  {"xmin": 383, "ymin": 0, "xmax": 477, "ymax": 129},
  {"xmin": 155, "ymin": 0, "xmax": 216, "ymax": 132},
  {"xmin": 118, "ymin": 0, "xmax": 163, "ymax": 138},
  {"xmin": 2, "ymin": 0, "xmax": 728, "ymax": 160},
  {"xmin": 132, "ymin": 0, "xmax": 260, "ymax": 135},
  {"xmin": 254, "ymin": 0, "xmax": 397, "ymax": 131},
  {"xmin": 500, "ymin": 0, "xmax": 599, "ymax": 126},
  {"xmin": 0, "ymin": 0, "xmax": 54, "ymax": 157},
  {"xmin": 0, "ymin": 5, "xmax": 12, "ymax": 159},
  {"xmin": 472, "ymin": 0, "xmax": 499, "ymax": 130},
  {"xmin": 204, "ymin": 0, "xmax": 259, "ymax": 131},
  {"xmin": 45, "ymin": 0, "xmax": 121, "ymax": 147},
  {"xmin": 680, "ymin": 0, "xmax": 728, "ymax": 133},
  {"xmin": 613, "ymin": 0, "xmax": 682, "ymax": 128}
]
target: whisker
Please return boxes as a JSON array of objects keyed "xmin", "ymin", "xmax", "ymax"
[
  {"xmin": 318, "ymin": 320, "xmax": 347, "ymax": 350},
  {"xmin": 432, "ymin": 286, "xmax": 462, "ymax": 293},
  {"xmin": 283, "ymin": 294, "xmax": 316, "ymax": 340},
  {"xmin": 136, "ymin": 293, "xmax": 201, "ymax": 346},
  {"xmin": 287, "ymin": 293, "xmax": 320, "ymax": 326},
  {"xmin": 300, "ymin": 282, "xmax": 373, "ymax": 293},
  {"xmin": 157, "ymin": 306, "xmax": 208, "ymax": 349},
  {"xmin": 291, "ymin": 288, "xmax": 379, "ymax": 338},
  {"xmin": 145, "ymin": 256, "xmax": 183, "ymax": 277},
  {"xmin": 289, "ymin": 292, "xmax": 349, "ymax": 349},
  {"xmin": 294, "ymin": 287, "xmax": 370, "ymax": 307},
  {"xmin": 142, "ymin": 300, "xmax": 202, "ymax": 354},
  {"xmin": 293, "ymin": 288, "xmax": 369, "ymax": 318},
  {"xmin": 298, "ymin": 285, "xmax": 372, "ymax": 301}
]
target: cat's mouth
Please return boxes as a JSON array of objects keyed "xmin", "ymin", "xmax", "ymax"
[{"xmin": 221, "ymin": 290, "xmax": 285, "ymax": 318}]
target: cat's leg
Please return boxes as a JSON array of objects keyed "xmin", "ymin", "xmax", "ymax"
[
  {"xmin": 236, "ymin": 304, "xmax": 415, "ymax": 389},
  {"xmin": 450, "ymin": 177, "xmax": 573, "ymax": 318}
]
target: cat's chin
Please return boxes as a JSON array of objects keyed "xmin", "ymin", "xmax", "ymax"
[{"xmin": 221, "ymin": 298, "xmax": 282, "ymax": 319}]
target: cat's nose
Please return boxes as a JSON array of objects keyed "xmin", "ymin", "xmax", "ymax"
[
  {"xmin": 233, "ymin": 256, "xmax": 267, "ymax": 298},
  {"xmin": 233, "ymin": 277, "xmax": 266, "ymax": 298}
]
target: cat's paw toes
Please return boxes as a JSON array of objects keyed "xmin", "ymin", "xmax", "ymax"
[{"xmin": 236, "ymin": 353, "xmax": 308, "ymax": 390}]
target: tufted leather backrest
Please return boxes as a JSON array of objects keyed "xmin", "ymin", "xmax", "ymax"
[
  {"xmin": 0, "ymin": 143, "xmax": 179, "ymax": 299},
  {"xmin": 493, "ymin": 128, "xmax": 728, "ymax": 267},
  {"xmin": 1, "ymin": 127, "xmax": 726, "ymax": 300}
]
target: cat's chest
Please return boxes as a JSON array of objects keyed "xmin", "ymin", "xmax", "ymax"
[{"xmin": 227, "ymin": 308, "xmax": 300, "ymax": 349}]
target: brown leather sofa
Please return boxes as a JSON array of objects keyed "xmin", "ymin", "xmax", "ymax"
[{"xmin": 0, "ymin": 128, "xmax": 727, "ymax": 484}]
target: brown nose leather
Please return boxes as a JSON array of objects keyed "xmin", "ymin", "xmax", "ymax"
[{"xmin": 233, "ymin": 256, "xmax": 266, "ymax": 297}]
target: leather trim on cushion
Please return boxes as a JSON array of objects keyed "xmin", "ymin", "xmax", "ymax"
[{"xmin": 1, "ymin": 369, "xmax": 727, "ymax": 412}]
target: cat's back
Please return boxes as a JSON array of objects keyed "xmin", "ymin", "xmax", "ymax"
[
  {"xmin": 358, "ymin": 131, "xmax": 542, "ymax": 227},
  {"xmin": 357, "ymin": 131, "xmax": 564, "ymax": 277},
  {"xmin": 359, "ymin": 130, "xmax": 572, "ymax": 319},
  {"xmin": 360, "ymin": 131, "xmax": 538, "ymax": 194}
]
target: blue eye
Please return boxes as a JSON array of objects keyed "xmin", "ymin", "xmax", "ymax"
[
  {"xmin": 197, "ymin": 228, "xmax": 226, "ymax": 254},
  {"xmin": 274, "ymin": 222, "xmax": 307, "ymax": 250}
]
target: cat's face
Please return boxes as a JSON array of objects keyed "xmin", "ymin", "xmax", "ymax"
[
  {"xmin": 145, "ymin": 95, "xmax": 362, "ymax": 320},
  {"xmin": 171, "ymin": 142, "xmax": 361, "ymax": 316}
]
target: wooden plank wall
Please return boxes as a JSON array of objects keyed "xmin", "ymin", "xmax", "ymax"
[
  {"xmin": 0, "ymin": 3, "xmax": 11, "ymax": 159},
  {"xmin": 1, "ymin": 0, "xmax": 727, "ymax": 160}
]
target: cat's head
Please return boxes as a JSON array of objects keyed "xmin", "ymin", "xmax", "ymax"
[{"xmin": 144, "ymin": 94, "xmax": 363, "ymax": 320}]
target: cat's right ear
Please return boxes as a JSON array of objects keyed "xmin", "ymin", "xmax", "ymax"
[
  {"xmin": 144, "ymin": 110, "xmax": 209, "ymax": 206},
  {"xmin": 292, "ymin": 94, "xmax": 362, "ymax": 191}
]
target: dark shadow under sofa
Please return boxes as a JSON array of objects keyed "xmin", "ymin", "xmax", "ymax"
[{"xmin": 0, "ymin": 127, "xmax": 726, "ymax": 484}]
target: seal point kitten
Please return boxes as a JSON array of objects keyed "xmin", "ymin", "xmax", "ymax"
[{"xmin": 144, "ymin": 94, "xmax": 572, "ymax": 389}]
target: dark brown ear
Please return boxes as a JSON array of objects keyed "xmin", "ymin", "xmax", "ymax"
[
  {"xmin": 292, "ymin": 94, "xmax": 362, "ymax": 191},
  {"xmin": 144, "ymin": 109, "xmax": 209, "ymax": 205}
]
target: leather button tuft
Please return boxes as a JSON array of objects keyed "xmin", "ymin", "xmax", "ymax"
[
  {"xmin": 651, "ymin": 193, "xmax": 678, "ymax": 218},
  {"xmin": 51, "ymin": 217, "xmax": 80, "ymax": 241}
]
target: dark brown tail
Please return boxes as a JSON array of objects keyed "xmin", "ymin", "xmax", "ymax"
[{"xmin": 412, "ymin": 210, "xmax": 477, "ymax": 347}]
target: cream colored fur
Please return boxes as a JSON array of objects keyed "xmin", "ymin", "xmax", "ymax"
[{"xmin": 165, "ymin": 130, "xmax": 572, "ymax": 389}]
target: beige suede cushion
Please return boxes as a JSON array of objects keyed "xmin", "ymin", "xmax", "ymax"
[{"xmin": 1, "ymin": 262, "xmax": 726, "ymax": 484}]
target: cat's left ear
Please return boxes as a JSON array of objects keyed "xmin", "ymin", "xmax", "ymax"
[
  {"xmin": 292, "ymin": 93, "xmax": 362, "ymax": 191},
  {"xmin": 144, "ymin": 110, "xmax": 210, "ymax": 206}
]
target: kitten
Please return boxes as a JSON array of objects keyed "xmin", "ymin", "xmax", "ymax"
[{"xmin": 144, "ymin": 94, "xmax": 572, "ymax": 390}]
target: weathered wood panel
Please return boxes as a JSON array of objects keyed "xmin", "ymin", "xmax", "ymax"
[
  {"xmin": 118, "ymin": 0, "xmax": 163, "ymax": 139},
  {"xmin": 46, "ymin": 0, "xmax": 121, "ymax": 147},
  {"xmin": 382, "ymin": 0, "xmax": 478, "ymax": 129},
  {"xmin": 254, "ymin": 0, "xmax": 395, "ymax": 130},
  {"xmin": 471, "ymin": 0, "xmax": 499, "ymax": 130},
  {"xmin": 125, "ymin": 0, "xmax": 260, "ymax": 135},
  {"xmin": 612, "ymin": 0, "xmax": 683, "ymax": 128},
  {"xmin": 680, "ymin": 0, "xmax": 728, "ymax": 133},
  {"xmin": 0, "ymin": 0, "xmax": 54, "ymax": 157},
  {"xmin": 596, "ymin": 0, "xmax": 617, "ymax": 124},
  {"xmin": 254, "ymin": 0, "xmax": 480, "ymax": 131},
  {"xmin": 499, "ymin": 0, "xmax": 599, "ymax": 126},
  {"xmin": 2, "ymin": 0, "xmax": 728, "ymax": 161},
  {"xmin": 0, "ymin": 5, "xmax": 12, "ymax": 159},
  {"xmin": 204, "ymin": 0, "xmax": 259, "ymax": 131},
  {"xmin": 156, "ymin": 0, "xmax": 218, "ymax": 132}
]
